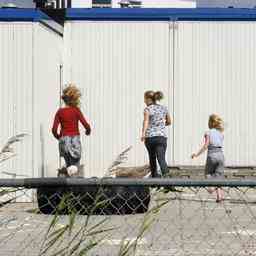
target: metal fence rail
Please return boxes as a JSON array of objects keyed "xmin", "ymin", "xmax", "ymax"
[
  {"xmin": 0, "ymin": 178, "xmax": 256, "ymax": 256},
  {"xmin": 2, "ymin": 177, "xmax": 256, "ymax": 187}
]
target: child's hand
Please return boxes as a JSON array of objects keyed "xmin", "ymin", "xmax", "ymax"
[
  {"xmin": 85, "ymin": 128, "xmax": 91, "ymax": 136},
  {"xmin": 191, "ymin": 153, "xmax": 197, "ymax": 159},
  {"xmin": 141, "ymin": 136, "xmax": 145, "ymax": 142}
]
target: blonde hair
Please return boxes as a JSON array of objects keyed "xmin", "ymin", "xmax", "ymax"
[
  {"xmin": 208, "ymin": 114, "xmax": 224, "ymax": 132},
  {"xmin": 144, "ymin": 91, "xmax": 164, "ymax": 103},
  {"xmin": 62, "ymin": 84, "xmax": 81, "ymax": 107}
]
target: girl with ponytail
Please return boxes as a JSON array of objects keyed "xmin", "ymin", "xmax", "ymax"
[{"xmin": 141, "ymin": 91, "xmax": 171, "ymax": 178}]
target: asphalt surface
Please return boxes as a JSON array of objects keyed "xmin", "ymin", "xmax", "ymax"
[{"xmin": 0, "ymin": 188, "xmax": 256, "ymax": 256}]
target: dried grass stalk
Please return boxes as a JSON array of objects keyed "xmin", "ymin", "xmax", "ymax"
[
  {"xmin": 0, "ymin": 133, "xmax": 28, "ymax": 163},
  {"xmin": 112, "ymin": 165, "xmax": 150, "ymax": 178}
]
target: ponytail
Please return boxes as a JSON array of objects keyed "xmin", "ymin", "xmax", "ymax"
[
  {"xmin": 144, "ymin": 90, "xmax": 164, "ymax": 103},
  {"xmin": 153, "ymin": 91, "xmax": 164, "ymax": 101}
]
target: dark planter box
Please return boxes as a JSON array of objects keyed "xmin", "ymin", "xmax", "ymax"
[{"xmin": 37, "ymin": 182, "xmax": 150, "ymax": 215}]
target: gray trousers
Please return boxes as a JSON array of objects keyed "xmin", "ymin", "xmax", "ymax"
[
  {"xmin": 59, "ymin": 136, "xmax": 81, "ymax": 167},
  {"xmin": 205, "ymin": 149, "xmax": 225, "ymax": 178}
]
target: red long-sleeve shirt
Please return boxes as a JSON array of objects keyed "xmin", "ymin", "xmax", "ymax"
[{"xmin": 52, "ymin": 107, "xmax": 91, "ymax": 139}]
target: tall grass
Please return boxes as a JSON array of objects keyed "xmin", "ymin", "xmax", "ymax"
[
  {"xmin": 39, "ymin": 189, "xmax": 172, "ymax": 256},
  {"xmin": 39, "ymin": 192, "xmax": 116, "ymax": 256}
]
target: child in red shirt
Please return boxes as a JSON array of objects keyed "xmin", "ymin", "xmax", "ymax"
[{"xmin": 52, "ymin": 85, "xmax": 91, "ymax": 168}]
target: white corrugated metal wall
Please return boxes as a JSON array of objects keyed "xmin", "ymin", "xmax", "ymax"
[
  {"xmin": 65, "ymin": 20, "xmax": 256, "ymax": 173},
  {"xmin": 0, "ymin": 23, "xmax": 34, "ymax": 179},
  {"xmin": 174, "ymin": 22, "xmax": 256, "ymax": 167},
  {"xmin": 0, "ymin": 22, "xmax": 62, "ymax": 182},
  {"xmin": 33, "ymin": 23, "xmax": 63, "ymax": 177},
  {"xmin": 2, "ymin": 19, "xmax": 255, "ymax": 179},
  {"xmin": 64, "ymin": 22, "xmax": 172, "ymax": 177}
]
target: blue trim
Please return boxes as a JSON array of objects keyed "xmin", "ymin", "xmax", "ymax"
[
  {"xmin": 0, "ymin": 8, "xmax": 63, "ymax": 35},
  {"xmin": 0, "ymin": 8, "xmax": 50, "ymax": 22},
  {"xmin": 66, "ymin": 8, "xmax": 256, "ymax": 21}
]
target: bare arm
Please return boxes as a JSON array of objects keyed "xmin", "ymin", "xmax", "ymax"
[
  {"xmin": 141, "ymin": 110, "xmax": 149, "ymax": 142},
  {"xmin": 52, "ymin": 112, "xmax": 61, "ymax": 140},
  {"xmin": 77, "ymin": 108, "xmax": 91, "ymax": 135},
  {"xmin": 191, "ymin": 135, "xmax": 210, "ymax": 159},
  {"xmin": 165, "ymin": 113, "xmax": 172, "ymax": 126}
]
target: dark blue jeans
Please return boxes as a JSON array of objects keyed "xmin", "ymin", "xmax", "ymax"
[{"xmin": 145, "ymin": 136, "xmax": 168, "ymax": 178}]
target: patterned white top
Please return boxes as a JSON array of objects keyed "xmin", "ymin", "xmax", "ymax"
[{"xmin": 145, "ymin": 104, "xmax": 168, "ymax": 138}]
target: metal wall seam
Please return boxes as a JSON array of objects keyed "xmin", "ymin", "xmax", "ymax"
[
  {"xmin": 171, "ymin": 20, "xmax": 176, "ymax": 166},
  {"xmin": 0, "ymin": 23, "xmax": 34, "ymax": 188},
  {"xmin": 173, "ymin": 21, "xmax": 256, "ymax": 167},
  {"xmin": 64, "ymin": 21, "xmax": 171, "ymax": 177},
  {"xmin": 32, "ymin": 22, "xmax": 35, "ymax": 179},
  {"xmin": 33, "ymin": 23, "xmax": 63, "ymax": 177}
]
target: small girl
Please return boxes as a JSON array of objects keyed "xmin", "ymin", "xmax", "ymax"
[
  {"xmin": 141, "ymin": 91, "xmax": 172, "ymax": 178},
  {"xmin": 52, "ymin": 84, "xmax": 91, "ymax": 169},
  {"xmin": 191, "ymin": 114, "xmax": 225, "ymax": 202}
]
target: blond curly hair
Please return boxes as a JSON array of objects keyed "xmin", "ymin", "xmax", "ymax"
[
  {"xmin": 62, "ymin": 84, "xmax": 81, "ymax": 107},
  {"xmin": 208, "ymin": 114, "xmax": 224, "ymax": 132}
]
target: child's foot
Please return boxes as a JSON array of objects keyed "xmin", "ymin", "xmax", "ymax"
[
  {"xmin": 207, "ymin": 188, "xmax": 216, "ymax": 194},
  {"xmin": 216, "ymin": 189, "xmax": 224, "ymax": 203},
  {"xmin": 216, "ymin": 193, "xmax": 224, "ymax": 203}
]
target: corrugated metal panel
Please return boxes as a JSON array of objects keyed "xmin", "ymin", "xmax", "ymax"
[
  {"xmin": 0, "ymin": 23, "xmax": 33, "ymax": 179},
  {"xmin": 0, "ymin": 21, "xmax": 62, "ymax": 203},
  {"xmin": 174, "ymin": 21, "xmax": 256, "ymax": 166},
  {"xmin": 64, "ymin": 22, "xmax": 172, "ymax": 177},
  {"xmin": 34, "ymin": 23, "xmax": 62, "ymax": 177},
  {"xmin": 0, "ymin": 21, "xmax": 62, "ymax": 186}
]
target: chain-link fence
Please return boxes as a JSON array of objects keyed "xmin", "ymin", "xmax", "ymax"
[{"xmin": 0, "ymin": 178, "xmax": 256, "ymax": 256}]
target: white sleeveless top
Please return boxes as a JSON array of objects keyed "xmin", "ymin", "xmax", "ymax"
[{"xmin": 205, "ymin": 128, "xmax": 224, "ymax": 150}]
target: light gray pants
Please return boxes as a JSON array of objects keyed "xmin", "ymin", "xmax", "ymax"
[{"xmin": 205, "ymin": 149, "xmax": 225, "ymax": 178}]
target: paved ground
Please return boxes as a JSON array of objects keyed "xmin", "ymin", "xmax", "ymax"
[{"xmin": 0, "ymin": 188, "xmax": 256, "ymax": 256}]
